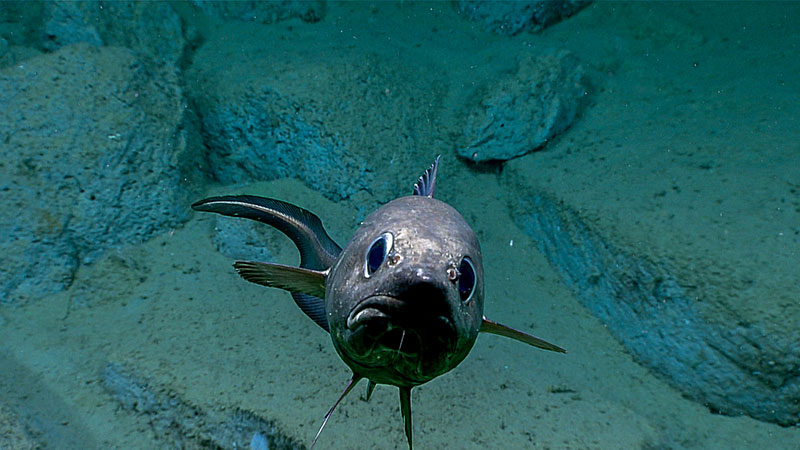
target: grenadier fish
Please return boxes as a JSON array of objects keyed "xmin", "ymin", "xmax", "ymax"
[{"xmin": 192, "ymin": 156, "xmax": 565, "ymax": 449}]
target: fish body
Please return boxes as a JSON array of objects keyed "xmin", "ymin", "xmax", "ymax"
[
  {"xmin": 327, "ymin": 194, "xmax": 484, "ymax": 388},
  {"xmin": 192, "ymin": 157, "xmax": 564, "ymax": 449}
]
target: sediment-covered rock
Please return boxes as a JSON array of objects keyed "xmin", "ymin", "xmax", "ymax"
[
  {"xmin": 199, "ymin": 89, "xmax": 365, "ymax": 202},
  {"xmin": 456, "ymin": 0, "xmax": 591, "ymax": 35},
  {"xmin": 510, "ymin": 184, "xmax": 800, "ymax": 426},
  {"xmin": 190, "ymin": 0, "xmax": 326, "ymax": 24},
  {"xmin": 41, "ymin": 1, "xmax": 187, "ymax": 65},
  {"xmin": 459, "ymin": 50, "xmax": 585, "ymax": 162},
  {"xmin": 102, "ymin": 363, "xmax": 303, "ymax": 449},
  {"xmin": 188, "ymin": 35, "xmax": 448, "ymax": 205},
  {"xmin": 0, "ymin": 43, "xmax": 200, "ymax": 303}
]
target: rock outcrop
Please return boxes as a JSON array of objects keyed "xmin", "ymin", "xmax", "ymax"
[{"xmin": 0, "ymin": 44, "xmax": 200, "ymax": 302}]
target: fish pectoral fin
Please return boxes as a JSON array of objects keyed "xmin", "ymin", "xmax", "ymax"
[
  {"xmin": 233, "ymin": 261, "xmax": 327, "ymax": 299},
  {"xmin": 399, "ymin": 387, "xmax": 413, "ymax": 450},
  {"xmin": 480, "ymin": 317, "xmax": 566, "ymax": 354},
  {"xmin": 192, "ymin": 195, "xmax": 341, "ymax": 270}
]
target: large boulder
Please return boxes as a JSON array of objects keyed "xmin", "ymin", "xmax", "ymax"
[
  {"xmin": 0, "ymin": 44, "xmax": 201, "ymax": 303},
  {"xmin": 186, "ymin": 23, "xmax": 450, "ymax": 206},
  {"xmin": 189, "ymin": 0, "xmax": 325, "ymax": 24},
  {"xmin": 0, "ymin": 2, "xmax": 45, "ymax": 68},
  {"xmin": 498, "ymin": 0, "xmax": 800, "ymax": 424},
  {"xmin": 198, "ymin": 89, "xmax": 366, "ymax": 202},
  {"xmin": 511, "ymin": 186, "xmax": 800, "ymax": 426},
  {"xmin": 458, "ymin": 50, "xmax": 585, "ymax": 162},
  {"xmin": 456, "ymin": 0, "xmax": 591, "ymax": 35},
  {"xmin": 40, "ymin": 1, "xmax": 187, "ymax": 65}
]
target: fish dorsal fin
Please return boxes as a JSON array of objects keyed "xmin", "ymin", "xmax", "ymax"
[
  {"xmin": 412, "ymin": 155, "xmax": 440, "ymax": 198},
  {"xmin": 233, "ymin": 261, "xmax": 329, "ymax": 330},
  {"xmin": 480, "ymin": 317, "xmax": 566, "ymax": 354}
]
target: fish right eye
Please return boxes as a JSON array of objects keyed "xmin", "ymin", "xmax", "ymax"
[{"xmin": 365, "ymin": 232, "xmax": 393, "ymax": 277}]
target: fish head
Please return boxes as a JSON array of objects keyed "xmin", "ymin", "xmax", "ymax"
[{"xmin": 326, "ymin": 195, "xmax": 484, "ymax": 387}]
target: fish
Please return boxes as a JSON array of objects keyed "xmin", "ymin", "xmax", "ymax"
[{"xmin": 191, "ymin": 156, "xmax": 565, "ymax": 449}]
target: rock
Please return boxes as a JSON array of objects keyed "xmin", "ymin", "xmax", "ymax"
[
  {"xmin": 0, "ymin": 402, "xmax": 39, "ymax": 450},
  {"xmin": 199, "ymin": 89, "xmax": 367, "ymax": 202},
  {"xmin": 188, "ymin": 34, "xmax": 449, "ymax": 205},
  {"xmin": 41, "ymin": 1, "xmax": 103, "ymax": 51},
  {"xmin": 102, "ymin": 363, "xmax": 302, "ymax": 449},
  {"xmin": 0, "ymin": 2, "xmax": 46, "ymax": 68},
  {"xmin": 511, "ymin": 186, "xmax": 800, "ymax": 426},
  {"xmin": 0, "ymin": 44, "xmax": 201, "ymax": 303},
  {"xmin": 0, "ymin": 41, "xmax": 42, "ymax": 69},
  {"xmin": 211, "ymin": 216, "xmax": 276, "ymax": 262},
  {"xmin": 40, "ymin": 1, "xmax": 187, "ymax": 65},
  {"xmin": 249, "ymin": 432, "xmax": 270, "ymax": 450},
  {"xmin": 190, "ymin": 0, "xmax": 325, "ymax": 24},
  {"xmin": 456, "ymin": 0, "xmax": 591, "ymax": 35},
  {"xmin": 459, "ymin": 50, "xmax": 585, "ymax": 162}
]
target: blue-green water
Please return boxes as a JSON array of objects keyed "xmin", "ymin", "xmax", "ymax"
[{"xmin": 1, "ymin": 2, "xmax": 798, "ymax": 449}]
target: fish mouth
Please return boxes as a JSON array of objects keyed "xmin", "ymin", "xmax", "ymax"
[
  {"xmin": 346, "ymin": 294, "xmax": 455, "ymax": 358},
  {"xmin": 347, "ymin": 295, "xmax": 406, "ymax": 330}
]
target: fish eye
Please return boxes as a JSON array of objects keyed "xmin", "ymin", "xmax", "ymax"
[
  {"xmin": 364, "ymin": 232, "xmax": 393, "ymax": 277},
  {"xmin": 458, "ymin": 257, "xmax": 476, "ymax": 302}
]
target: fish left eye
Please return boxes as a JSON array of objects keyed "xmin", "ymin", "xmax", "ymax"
[
  {"xmin": 458, "ymin": 257, "xmax": 476, "ymax": 302},
  {"xmin": 364, "ymin": 232, "xmax": 393, "ymax": 277}
]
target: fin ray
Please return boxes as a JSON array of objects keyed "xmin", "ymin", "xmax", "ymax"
[
  {"xmin": 399, "ymin": 387, "xmax": 413, "ymax": 450},
  {"xmin": 234, "ymin": 261, "xmax": 329, "ymax": 329},
  {"xmin": 412, "ymin": 155, "xmax": 440, "ymax": 198},
  {"xmin": 480, "ymin": 317, "xmax": 566, "ymax": 353},
  {"xmin": 311, "ymin": 374, "xmax": 362, "ymax": 449},
  {"xmin": 233, "ymin": 261, "xmax": 327, "ymax": 298}
]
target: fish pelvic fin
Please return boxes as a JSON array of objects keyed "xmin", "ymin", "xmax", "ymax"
[
  {"xmin": 311, "ymin": 374, "xmax": 363, "ymax": 449},
  {"xmin": 399, "ymin": 386, "xmax": 413, "ymax": 450},
  {"xmin": 480, "ymin": 317, "xmax": 566, "ymax": 354},
  {"xmin": 413, "ymin": 155, "xmax": 440, "ymax": 198}
]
